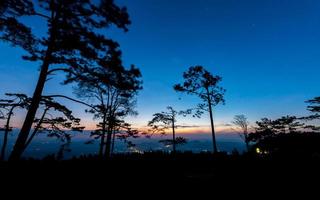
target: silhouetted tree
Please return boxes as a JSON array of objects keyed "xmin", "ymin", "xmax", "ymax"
[
  {"xmin": 0, "ymin": 93, "xmax": 84, "ymax": 160},
  {"xmin": 249, "ymin": 116, "xmax": 305, "ymax": 143},
  {"xmin": 148, "ymin": 106, "xmax": 188, "ymax": 154},
  {"xmin": 23, "ymin": 96, "xmax": 84, "ymax": 154},
  {"xmin": 0, "ymin": 94, "xmax": 30, "ymax": 160},
  {"xmin": 232, "ymin": 115, "xmax": 250, "ymax": 151},
  {"xmin": 174, "ymin": 66, "xmax": 225, "ymax": 153},
  {"xmin": 248, "ymin": 116, "xmax": 307, "ymax": 155},
  {"xmin": 114, "ymin": 121, "xmax": 142, "ymax": 154},
  {"xmin": 56, "ymin": 139, "xmax": 71, "ymax": 161},
  {"xmin": 1, "ymin": 0, "xmax": 131, "ymax": 160},
  {"xmin": 303, "ymin": 97, "xmax": 320, "ymax": 131},
  {"xmin": 75, "ymin": 65, "xmax": 142, "ymax": 158},
  {"xmin": 306, "ymin": 97, "xmax": 320, "ymax": 113},
  {"xmin": 159, "ymin": 137, "xmax": 187, "ymax": 152},
  {"xmin": 273, "ymin": 116, "xmax": 304, "ymax": 134}
]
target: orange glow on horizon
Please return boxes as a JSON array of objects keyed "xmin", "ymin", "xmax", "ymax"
[
  {"xmin": 81, "ymin": 122, "xmax": 235, "ymax": 135},
  {"xmin": 6, "ymin": 119, "xmax": 236, "ymax": 135}
]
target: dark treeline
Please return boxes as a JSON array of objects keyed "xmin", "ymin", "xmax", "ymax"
[
  {"xmin": 0, "ymin": 0, "xmax": 320, "ymax": 167},
  {"xmin": 246, "ymin": 97, "xmax": 320, "ymax": 158}
]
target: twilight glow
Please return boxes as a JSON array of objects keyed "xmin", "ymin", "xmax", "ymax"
[{"xmin": 1, "ymin": 0, "xmax": 320, "ymax": 135}]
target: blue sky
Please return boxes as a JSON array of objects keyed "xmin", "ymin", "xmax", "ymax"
[{"xmin": 1, "ymin": 0, "xmax": 320, "ymax": 133}]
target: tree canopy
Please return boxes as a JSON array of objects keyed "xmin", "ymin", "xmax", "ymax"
[{"xmin": 174, "ymin": 66, "xmax": 225, "ymax": 153}]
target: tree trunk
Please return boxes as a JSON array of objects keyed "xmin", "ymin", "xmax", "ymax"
[
  {"xmin": 104, "ymin": 125, "xmax": 113, "ymax": 159},
  {"xmin": 0, "ymin": 106, "xmax": 14, "ymax": 160},
  {"xmin": 99, "ymin": 130, "xmax": 105, "ymax": 158},
  {"xmin": 99, "ymin": 114, "xmax": 107, "ymax": 158},
  {"xmin": 9, "ymin": 60, "xmax": 51, "ymax": 160},
  {"xmin": 208, "ymin": 99, "xmax": 218, "ymax": 153},
  {"xmin": 111, "ymin": 129, "xmax": 116, "ymax": 156},
  {"xmin": 8, "ymin": 14, "xmax": 58, "ymax": 160},
  {"xmin": 245, "ymin": 141, "xmax": 249, "ymax": 152},
  {"xmin": 244, "ymin": 133, "xmax": 249, "ymax": 152},
  {"xmin": 23, "ymin": 108, "xmax": 48, "ymax": 152},
  {"xmin": 172, "ymin": 118, "xmax": 176, "ymax": 155}
]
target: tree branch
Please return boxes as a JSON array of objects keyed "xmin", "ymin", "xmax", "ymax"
[
  {"xmin": 47, "ymin": 67, "xmax": 72, "ymax": 75},
  {"xmin": 31, "ymin": 11, "xmax": 51, "ymax": 19},
  {"xmin": 43, "ymin": 95, "xmax": 98, "ymax": 112}
]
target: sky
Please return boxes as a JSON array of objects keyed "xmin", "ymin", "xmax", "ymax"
[{"xmin": 1, "ymin": 0, "xmax": 320, "ymax": 134}]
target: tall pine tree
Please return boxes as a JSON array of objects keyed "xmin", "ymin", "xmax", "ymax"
[{"xmin": 0, "ymin": 0, "xmax": 131, "ymax": 160}]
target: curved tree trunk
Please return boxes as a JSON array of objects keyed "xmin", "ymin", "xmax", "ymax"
[
  {"xmin": 8, "ymin": 13, "xmax": 58, "ymax": 160},
  {"xmin": 0, "ymin": 106, "xmax": 14, "ymax": 160},
  {"xmin": 208, "ymin": 99, "xmax": 218, "ymax": 153},
  {"xmin": 172, "ymin": 118, "xmax": 176, "ymax": 155},
  {"xmin": 8, "ymin": 6, "xmax": 61, "ymax": 160},
  {"xmin": 23, "ymin": 108, "xmax": 48, "ymax": 152},
  {"xmin": 9, "ymin": 60, "xmax": 50, "ymax": 160}
]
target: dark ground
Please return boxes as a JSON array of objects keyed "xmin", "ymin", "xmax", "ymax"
[
  {"xmin": 0, "ymin": 154, "xmax": 320, "ymax": 183},
  {"xmin": 0, "ymin": 152, "xmax": 319, "ymax": 195}
]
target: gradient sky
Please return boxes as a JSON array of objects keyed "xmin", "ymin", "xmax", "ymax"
[{"xmin": 1, "ymin": 0, "xmax": 320, "ymax": 133}]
